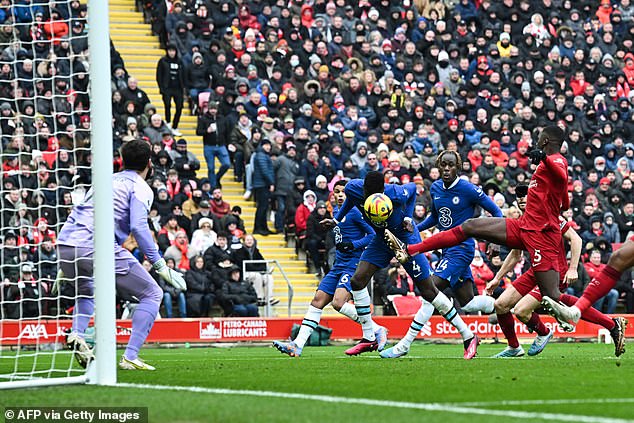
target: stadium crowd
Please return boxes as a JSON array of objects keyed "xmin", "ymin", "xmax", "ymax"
[{"xmin": 2, "ymin": 0, "xmax": 634, "ymax": 319}]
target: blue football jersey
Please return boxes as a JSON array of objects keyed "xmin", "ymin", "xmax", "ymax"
[
  {"xmin": 332, "ymin": 204, "xmax": 375, "ymax": 264},
  {"xmin": 418, "ymin": 178, "xmax": 503, "ymax": 237},
  {"xmin": 335, "ymin": 179, "xmax": 417, "ymax": 239}
]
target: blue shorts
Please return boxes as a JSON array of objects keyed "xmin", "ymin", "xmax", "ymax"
[
  {"xmin": 360, "ymin": 230, "xmax": 431, "ymax": 282},
  {"xmin": 317, "ymin": 264, "xmax": 354, "ymax": 295},
  {"xmin": 433, "ymin": 244, "xmax": 474, "ymax": 289}
]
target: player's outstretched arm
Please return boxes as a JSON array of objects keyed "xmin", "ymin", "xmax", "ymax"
[
  {"xmin": 485, "ymin": 249, "xmax": 522, "ymax": 295},
  {"xmin": 130, "ymin": 196, "xmax": 187, "ymax": 291},
  {"xmin": 153, "ymin": 258, "xmax": 187, "ymax": 291},
  {"xmin": 416, "ymin": 209, "xmax": 438, "ymax": 233},
  {"xmin": 333, "ymin": 197, "xmax": 354, "ymax": 223},
  {"xmin": 476, "ymin": 189, "xmax": 504, "ymax": 218},
  {"xmin": 562, "ymin": 227, "xmax": 582, "ymax": 286},
  {"xmin": 354, "ymin": 214, "xmax": 376, "ymax": 250}
]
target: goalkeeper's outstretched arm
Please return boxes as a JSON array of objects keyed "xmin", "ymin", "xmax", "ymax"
[{"xmin": 129, "ymin": 196, "xmax": 186, "ymax": 290}]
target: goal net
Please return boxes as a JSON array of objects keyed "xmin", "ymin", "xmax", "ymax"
[{"xmin": 0, "ymin": 0, "xmax": 114, "ymax": 388}]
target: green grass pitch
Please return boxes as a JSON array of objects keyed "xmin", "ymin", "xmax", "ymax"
[{"xmin": 1, "ymin": 342, "xmax": 633, "ymax": 423}]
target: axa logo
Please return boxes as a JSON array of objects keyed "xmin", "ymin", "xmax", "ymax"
[
  {"xmin": 200, "ymin": 321, "xmax": 222, "ymax": 339},
  {"xmin": 18, "ymin": 324, "xmax": 65, "ymax": 339}
]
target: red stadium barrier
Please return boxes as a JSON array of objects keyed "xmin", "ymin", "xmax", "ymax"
[{"xmin": 2, "ymin": 315, "xmax": 632, "ymax": 345}]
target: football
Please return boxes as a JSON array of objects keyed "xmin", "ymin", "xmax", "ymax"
[{"xmin": 363, "ymin": 193, "xmax": 393, "ymax": 227}]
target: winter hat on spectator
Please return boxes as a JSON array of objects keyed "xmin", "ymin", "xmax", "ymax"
[
  {"xmin": 500, "ymin": 32, "xmax": 511, "ymax": 41},
  {"xmin": 316, "ymin": 201, "xmax": 327, "ymax": 209},
  {"xmin": 448, "ymin": 118, "xmax": 459, "ymax": 127},
  {"xmin": 318, "ymin": 65, "xmax": 329, "ymax": 74},
  {"xmin": 198, "ymin": 217, "xmax": 214, "ymax": 229},
  {"xmin": 192, "ymin": 52, "xmax": 203, "ymax": 62},
  {"xmin": 377, "ymin": 143, "xmax": 390, "ymax": 154},
  {"xmin": 368, "ymin": 8, "xmax": 379, "ymax": 19},
  {"xmin": 257, "ymin": 106, "xmax": 269, "ymax": 119},
  {"xmin": 521, "ymin": 82, "xmax": 531, "ymax": 92},
  {"xmin": 315, "ymin": 175, "xmax": 328, "ymax": 186},
  {"xmin": 199, "ymin": 200, "xmax": 210, "ymax": 208},
  {"xmin": 127, "ymin": 116, "xmax": 137, "ymax": 126},
  {"xmin": 381, "ymin": 39, "xmax": 392, "ymax": 49},
  {"xmin": 157, "ymin": 185, "xmax": 167, "ymax": 193},
  {"xmin": 309, "ymin": 54, "xmax": 321, "ymax": 66},
  {"xmin": 600, "ymin": 177, "xmax": 611, "ymax": 186},
  {"xmin": 438, "ymin": 50, "xmax": 449, "ymax": 62},
  {"xmin": 176, "ymin": 139, "xmax": 187, "ymax": 146}
]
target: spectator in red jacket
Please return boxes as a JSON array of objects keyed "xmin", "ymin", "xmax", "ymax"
[
  {"xmin": 210, "ymin": 188, "xmax": 230, "ymax": 218},
  {"xmin": 489, "ymin": 140, "xmax": 509, "ymax": 167},
  {"xmin": 32, "ymin": 218, "xmax": 56, "ymax": 247},
  {"xmin": 570, "ymin": 70, "xmax": 590, "ymax": 97},
  {"xmin": 470, "ymin": 251, "xmax": 494, "ymax": 294},
  {"xmin": 43, "ymin": 9, "xmax": 68, "ymax": 45},
  {"xmin": 584, "ymin": 249, "xmax": 605, "ymax": 279},
  {"xmin": 510, "ymin": 140, "xmax": 530, "ymax": 170},
  {"xmin": 294, "ymin": 190, "xmax": 316, "ymax": 235}
]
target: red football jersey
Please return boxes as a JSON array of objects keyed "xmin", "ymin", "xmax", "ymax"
[{"xmin": 520, "ymin": 153, "xmax": 569, "ymax": 231}]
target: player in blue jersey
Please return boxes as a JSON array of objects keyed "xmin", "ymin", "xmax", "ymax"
[
  {"xmin": 320, "ymin": 171, "xmax": 480, "ymax": 358},
  {"xmin": 273, "ymin": 180, "xmax": 387, "ymax": 357},
  {"xmin": 381, "ymin": 151, "xmax": 503, "ymax": 358}
]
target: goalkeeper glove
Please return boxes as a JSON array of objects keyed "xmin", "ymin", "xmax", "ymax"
[
  {"xmin": 336, "ymin": 242, "xmax": 355, "ymax": 252},
  {"xmin": 153, "ymin": 258, "xmax": 187, "ymax": 291},
  {"xmin": 528, "ymin": 148, "xmax": 547, "ymax": 165}
]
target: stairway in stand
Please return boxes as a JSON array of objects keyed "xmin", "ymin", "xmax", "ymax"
[{"xmin": 108, "ymin": 0, "xmax": 331, "ymax": 317}]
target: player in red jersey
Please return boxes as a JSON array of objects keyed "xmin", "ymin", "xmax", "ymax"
[
  {"xmin": 486, "ymin": 185, "xmax": 627, "ymax": 357},
  {"xmin": 385, "ymin": 125, "xmax": 569, "ymax": 305},
  {"xmin": 543, "ymin": 238, "xmax": 634, "ymax": 345}
]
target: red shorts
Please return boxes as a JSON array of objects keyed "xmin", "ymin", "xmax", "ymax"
[
  {"xmin": 506, "ymin": 219, "xmax": 561, "ymax": 273},
  {"xmin": 512, "ymin": 268, "xmax": 567, "ymax": 301}
]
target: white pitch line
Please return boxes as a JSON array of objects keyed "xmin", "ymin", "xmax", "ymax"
[
  {"xmin": 452, "ymin": 398, "xmax": 634, "ymax": 407},
  {"xmin": 116, "ymin": 383, "xmax": 633, "ymax": 423}
]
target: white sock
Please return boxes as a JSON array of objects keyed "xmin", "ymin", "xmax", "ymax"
[
  {"xmin": 339, "ymin": 302, "xmax": 381, "ymax": 332},
  {"xmin": 294, "ymin": 305, "xmax": 322, "ymax": 348},
  {"xmin": 432, "ymin": 292, "xmax": 473, "ymax": 340},
  {"xmin": 399, "ymin": 300, "xmax": 435, "ymax": 349},
  {"xmin": 462, "ymin": 295, "xmax": 495, "ymax": 314},
  {"xmin": 352, "ymin": 288, "xmax": 375, "ymax": 341}
]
